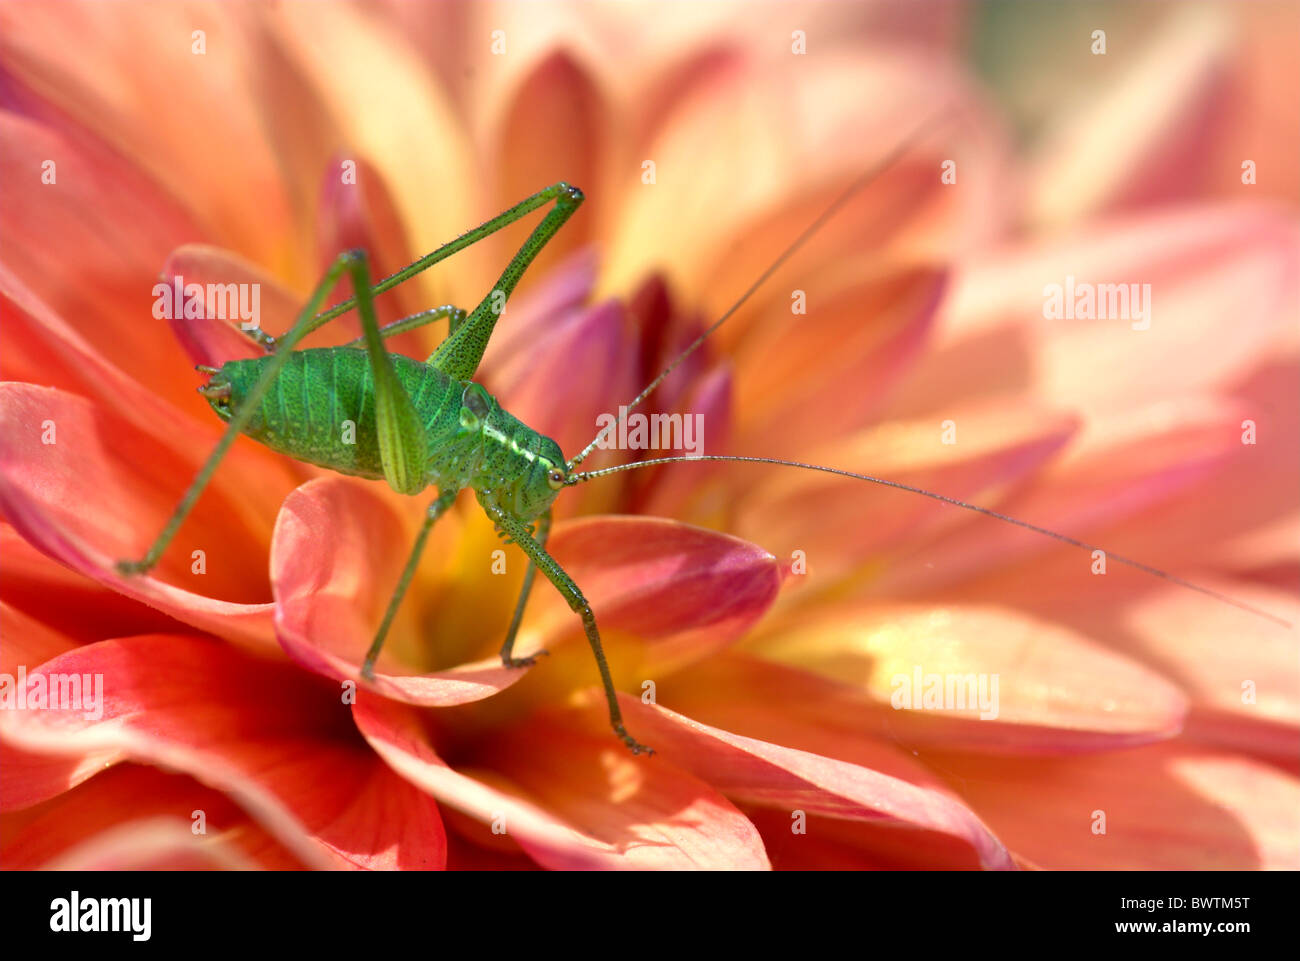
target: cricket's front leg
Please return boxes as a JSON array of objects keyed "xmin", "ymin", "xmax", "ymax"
[
  {"xmin": 117, "ymin": 250, "xmax": 368, "ymax": 576},
  {"xmin": 361, "ymin": 488, "xmax": 459, "ymax": 680},
  {"xmin": 483, "ymin": 501, "xmax": 653, "ymax": 756}
]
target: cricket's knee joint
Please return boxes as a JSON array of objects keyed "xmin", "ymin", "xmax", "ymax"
[{"xmin": 558, "ymin": 183, "xmax": 584, "ymax": 204}]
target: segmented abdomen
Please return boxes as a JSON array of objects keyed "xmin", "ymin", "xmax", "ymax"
[{"xmin": 226, "ymin": 348, "xmax": 463, "ymax": 480}]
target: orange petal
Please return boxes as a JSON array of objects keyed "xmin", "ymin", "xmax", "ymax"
[
  {"xmin": 355, "ymin": 694, "xmax": 770, "ymax": 870},
  {"xmin": 930, "ymin": 740, "xmax": 1300, "ymax": 869},
  {"xmin": 746, "ymin": 602, "xmax": 1188, "ymax": 752},
  {"xmin": 1013, "ymin": 578, "xmax": 1298, "ymax": 761},
  {"xmin": 617, "ymin": 697, "xmax": 1014, "ymax": 869},
  {"xmin": 490, "ymin": 50, "xmax": 604, "ymax": 277},
  {"xmin": 0, "ymin": 1, "xmax": 302, "ymax": 275},
  {"xmin": 0, "ymin": 105, "xmax": 209, "ymax": 414},
  {"xmin": 269, "ymin": 0, "xmax": 479, "ymax": 304},
  {"xmin": 871, "ymin": 396, "xmax": 1244, "ymax": 597},
  {"xmin": 730, "ymin": 268, "xmax": 947, "ymax": 454}
]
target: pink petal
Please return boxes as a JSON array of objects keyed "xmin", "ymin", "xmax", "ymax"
[
  {"xmin": 730, "ymin": 268, "xmax": 946, "ymax": 453},
  {"xmin": 732, "ymin": 401, "xmax": 1078, "ymax": 585},
  {"xmin": 478, "ymin": 247, "xmax": 600, "ymax": 376},
  {"xmin": 316, "ymin": 152, "xmax": 429, "ymax": 338},
  {"xmin": 635, "ymin": 365, "xmax": 735, "ymax": 520},
  {"xmin": 543, "ymin": 515, "xmax": 783, "ymax": 675},
  {"xmin": 1, "ymin": 262, "xmax": 222, "ymax": 470},
  {"xmin": 909, "ymin": 207, "xmax": 1299, "ymax": 419},
  {"xmin": 161, "ymin": 245, "xmax": 303, "ymax": 368},
  {"xmin": 271, "ymin": 476, "xmax": 530, "ymax": 706},
  {"xmin": 490, "ymin": 299, "xmax": 638, "ymax": 461},
  {"xmin": 1025, "ymin": 4, "xmax": 1234, "ymax": 225},
  {"xmin": 0, "ymin": 635, "xmax": 446, "ymax": 869},
  {"xmin": 354, "ymin": 694, "xmax": 769, "ymax": 870},
  {"xmin": 871, "ymin": 397, "xmax": 1243, "ymax": 597}
]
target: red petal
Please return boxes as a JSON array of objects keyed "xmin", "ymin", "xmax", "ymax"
[
  {"xmin": 2, "ymin": 764, "xmax": 303, "ymax": 870},
  {"xmin": 0, "ymin": 385, "xmax": 280, "ymax": 652},
  {"xmin": 1, "ymin": 601, "xmax": 78, "ymax": 673},
  {"xmin": 0, "ymin": 635, "xmax": 446, "ymax": 869},
  {"xmin": 1, "ymin": 523, "xmax": 184, "ymax": 645}
]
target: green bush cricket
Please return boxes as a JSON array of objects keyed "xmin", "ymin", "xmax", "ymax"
[{"xmin": 116, "ymin": 129, "xmax": 1288, "ymax": 756}]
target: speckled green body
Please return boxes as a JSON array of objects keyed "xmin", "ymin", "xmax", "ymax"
[
  {"xmin": 127, "ymin": 183, "xmax": 653, "ymax": 753},
  {"xmin": 214, "ymin": 347, "xmax": 565, "ymax": 522}
]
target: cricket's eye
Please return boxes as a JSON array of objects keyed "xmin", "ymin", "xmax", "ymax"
[{"xmin": 547, "ymin": 468, "xmax": 566, "ymax": 490}]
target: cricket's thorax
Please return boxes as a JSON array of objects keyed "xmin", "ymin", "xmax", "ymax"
[{"xmin": 213, "ymin": 348, "xmax": 566, "ymax": 517}]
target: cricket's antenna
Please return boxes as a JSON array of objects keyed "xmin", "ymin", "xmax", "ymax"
[
  {"xmin": 569, "ymin": 454, "xmax": 1292, "ymax": 628},
  {"xmin": 565, "ymin": 105, "xmax": 952, "ymax": 472}
]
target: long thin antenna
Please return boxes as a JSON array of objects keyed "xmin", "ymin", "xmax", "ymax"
[
  {"xmin": 570, "ymin": 454, "xmax": 1292, "ymax": 628},
  {"xmin": 565, "ymin": 106, "xmax": 951, "ymax": 471}
]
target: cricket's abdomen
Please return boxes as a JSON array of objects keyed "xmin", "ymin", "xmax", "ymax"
[{"xmin": 221, "ymin": 348, "xmax": 471, "ymax": 483}]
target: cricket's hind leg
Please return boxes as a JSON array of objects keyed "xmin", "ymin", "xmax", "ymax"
[{"xmin": 499, "ymin": 510, "xmax": 552, "ymax": 669}]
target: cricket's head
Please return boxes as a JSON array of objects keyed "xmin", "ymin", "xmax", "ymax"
[
  {"xmin": 506, "ymin": 431, "xmax": 569, "ymax": 521},
  {"xmin": 196, "ymin": 364, "xmax": 235, "ymax": 420}
]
